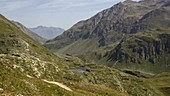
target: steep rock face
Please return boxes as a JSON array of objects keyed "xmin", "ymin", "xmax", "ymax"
[
  {"xmin": 131, "ymin": 6, "xmax": 170, "ymax": 33},
  {"xmin": 106, "ymin": 31, "xmax": 170, "ymax": 65}
]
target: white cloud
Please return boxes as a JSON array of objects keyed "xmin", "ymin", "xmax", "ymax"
[{"xmin": 0, "ymin": 0, "xmax": 36, "ymax": 12}]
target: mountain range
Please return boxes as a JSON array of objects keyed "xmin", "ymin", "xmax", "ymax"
[
  {"xmin": 2, "ymin": 13, "xmax": 170, "ymax": 96},
  {"xmin": 30, "ymin": 26, "xmax": 64, "ymax": 40},
  {"xmin": 45, "ymin": 0, "xmax": 170, "ymax": 73},
  {"xmin": 0, "ymin": 0, "xmax": 170, "ymax": 95}
]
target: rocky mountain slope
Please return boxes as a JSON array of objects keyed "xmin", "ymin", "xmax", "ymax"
[
  {"xmin": 45, "ymin": 0, "xmax": 170, "ymax": 73},
  {"xmin": 1, "ymin": 13, "xmax": 170, "ymax": 96},
  {"xmin": 30, "ymin": 26, "xmax": 64, "ymax": 40},
  {"xmin": 12, "ymin": 21, "xmax": 46, "ymax": 44}
]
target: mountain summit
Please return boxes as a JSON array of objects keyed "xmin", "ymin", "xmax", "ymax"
[{"xmin": 30, "ymin": 26, "xmax": 64, "ymax": 40}]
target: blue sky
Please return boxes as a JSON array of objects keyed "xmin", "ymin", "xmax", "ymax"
[{"xmin": 0, "ymin": 0, "xmax": 140, "ymax": 29}]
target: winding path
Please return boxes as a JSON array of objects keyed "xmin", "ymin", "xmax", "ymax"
[{"xmin": 42, "ymin": 79, "xmax": 73, "ymax": 92}]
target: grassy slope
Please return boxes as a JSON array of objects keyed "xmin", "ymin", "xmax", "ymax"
[
  {"xmin": 147, "ymin": 72, "xmax": 170, "ymax": 96},
  {"xmin": 56, "ymin": 38, "xmax": 99, "ymax": 55},
  {"xmin": 61, "ymin": 62, "xmax": 170, "ymax": 96},
  {"xmin": 0, "ymin": 14, "xmax": 74, "ymax": 95},
  {"xmin": 0, "ymin": 65, "xmax": 72, "ymax": 96}
]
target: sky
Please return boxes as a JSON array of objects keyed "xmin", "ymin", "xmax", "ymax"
[{"xmin": 0, "ymin": 0, "xmax": 140, "ymax": 30}]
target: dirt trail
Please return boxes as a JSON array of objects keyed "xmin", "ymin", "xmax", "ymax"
[{"xmin": 42, "ymin": 79, "xmax": 73, "ymax": 92}]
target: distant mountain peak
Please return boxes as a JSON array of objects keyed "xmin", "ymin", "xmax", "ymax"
[
  {"xmin": 37, "ymin": 25, "xmax": 44, "ymax": 28},
  {"xmin": 36, "ymin": 25, "xmax": 64, "ymax": 29},
  {"xmin": 30, "ymin": 26, "xmax": 65, "ymax": 40}
]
